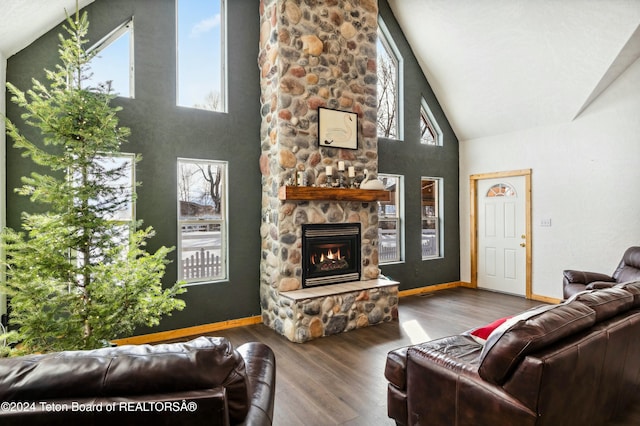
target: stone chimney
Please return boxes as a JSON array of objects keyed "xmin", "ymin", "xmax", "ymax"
[{"xmin": 258, "ymin": 0, "xmax": 398, "ymax": 342}]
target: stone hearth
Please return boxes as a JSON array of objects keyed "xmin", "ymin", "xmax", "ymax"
[{"xmin": 258, "ymin": 0, "xmax": 398, "ymax": 343}]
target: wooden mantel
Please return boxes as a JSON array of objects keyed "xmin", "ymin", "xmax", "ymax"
[{"xmin": 278, "ymin": 186, "xmax": 390, "ymax": 202}]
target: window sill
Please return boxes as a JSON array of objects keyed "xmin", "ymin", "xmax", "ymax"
[
  {"xmin": 380, "ymin": 260, "xmax": 405, "ymax": 266},
  {"xmin": 422, "ymin": 256, "xmax": 444, "ymax": 261},
  {"xmin": 182, "ymin": 279, "xmax": 227, "ymax": 287}
]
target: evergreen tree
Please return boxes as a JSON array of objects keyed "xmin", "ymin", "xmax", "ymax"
[{"xmin": 1, "ymin": 10, "xmax": 185, "ymax": 355}]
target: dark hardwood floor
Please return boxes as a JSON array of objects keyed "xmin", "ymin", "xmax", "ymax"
[{"xmin": 174, "ymin": 287, "xmax": 640, "ymax": 425}]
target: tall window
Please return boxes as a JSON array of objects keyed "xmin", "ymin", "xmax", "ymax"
[
  {"xmin": 420, "ymin": 98, "xmax": 442, "ymax": 146},
  {"xmin": 94, "ymin": 154, "xmax": 136, "ymax": 224},
  {"xmin": 378, "ymin": 174, "xmax": 404, "ymax": 264},
  {"xmin": 377, "ymin": 18, "xmax": 402, "ymax": 140},
  {"xmin": 178, "ymin": 158, "xmax": 227, "ymax": 283},
  {"xmin": 177, "ymin": 0, "xmax": 226, "ymax": 112},
  {"xmin": 421, "ymin": 177, "xmax": 443, "ymax": 259},
  {"xmin": 87, "ymin": 18, "xmax": 134, "ymax": 97},
  {"xmin": 75, "ymin": 153, "xmax": 136, "ymax": 267}
]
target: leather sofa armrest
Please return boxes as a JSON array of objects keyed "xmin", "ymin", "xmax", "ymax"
[
  {"xmin": 385, "ymin": 346, "xmax": 409, "ymax": 390},
  {"xmin": 236, "ymin": 342, "xmax": 276, "ymax": 426},
  {"xmin": 386, "ymin": 336, "xmax": 485, "ymax": 425},
  {"xmin": 563, "ymin": 270, "xmax": 615, "ymax": 285},
  {"xmin": 404, "ymin": 344, "xmax": 536, "ymax": 425}
]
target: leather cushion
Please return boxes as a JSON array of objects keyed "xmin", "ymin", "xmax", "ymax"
[
  {"xmin": 570, "ymin": 287, "xmax": 633, "ymax": 322},
  {"xmin": 408, "ymin": 335, "xmax": 484, "ymax": 372},
  {"xmin": 615, "ymin": 280, "xmax": 640, "ymax": 307},
  {"xmin": 478, "ymin": 302, "xmax": 596, "ymax": 385},
  {"xmin": 0, "ymin": 336, "xmax": 250, "ymax": 423}
]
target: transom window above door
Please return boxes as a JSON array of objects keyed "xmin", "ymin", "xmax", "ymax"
[{"xmin": 486, "ymin": 183, "xmax": 516, "ymax": 197}]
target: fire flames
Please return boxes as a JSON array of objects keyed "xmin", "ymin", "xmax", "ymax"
[
  {"xmin": 311, "ymin": 246, "xmax": 349, "ymax": 272},
  {"xmin": 318, "ymin": 248, "xmax": 341, "ymax": 263}
]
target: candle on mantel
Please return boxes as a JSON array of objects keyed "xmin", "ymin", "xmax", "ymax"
[
  {"xmin": 338, "ymin": 161, "xmax": 345, "ymax": 171},
  {"xmin": 348, "ymin": 166, "xmax": 355, "ymax": 177},
  {"xmin": 326, "ymin": 166, "xmax": 333, "ymax": 176}
]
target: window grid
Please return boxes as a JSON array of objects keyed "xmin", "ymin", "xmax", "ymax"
[
  {"xmin": 422, "ymin": 177, "xmax": 443, "ymax": 259},
  {"xmin": 378, "ymin": 174, "xmax": 403, "ymax": 264}
]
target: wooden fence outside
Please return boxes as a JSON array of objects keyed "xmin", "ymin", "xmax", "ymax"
[
  {"xmin": 182, "ymin": 248, "xmax": 222, "ymax": 280},
  {"xmin": 379, "ymin": 242, "xmax": 435, "ymax": 262}
]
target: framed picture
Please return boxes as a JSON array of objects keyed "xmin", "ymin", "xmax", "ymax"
[{"xmin": 318, "ymin": 107, "xmax": 358, "ymax": 150}]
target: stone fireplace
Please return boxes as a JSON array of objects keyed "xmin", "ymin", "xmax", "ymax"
[{"xmin": 258, "ymin": 0, "xmax": 398, "ymax": 343}]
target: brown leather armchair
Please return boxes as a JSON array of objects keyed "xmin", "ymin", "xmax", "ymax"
[{"xmin": 563, "ymin": 246, "xmax": 640, "ymax": 299}]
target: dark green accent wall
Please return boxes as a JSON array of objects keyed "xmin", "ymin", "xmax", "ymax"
[
  {"xmin": 5, "ymin": 0, "xmax": 459, "ymax": 335},
  {"xmin": 377, "ymin": 1, "xmax": 461, "ymax": 288}
]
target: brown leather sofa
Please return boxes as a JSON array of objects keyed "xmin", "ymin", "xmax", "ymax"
[
  {"xmin": 385, "ymin": 282, "xmax": 640, "ymax": 426},
  {"xmin": 0, "ymin": 336, "xmax": 275, "ymax": 426},
  {"xmin": 563, "ymin": 246, "xmax": 640, "ymax": 299}
]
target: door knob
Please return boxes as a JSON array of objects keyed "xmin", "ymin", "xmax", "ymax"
[{"xmin": 520, "ymin": 242, "xmax": 526, "ymax": 247}]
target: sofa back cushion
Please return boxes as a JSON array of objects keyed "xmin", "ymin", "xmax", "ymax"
[
  {"xmin": 612, "ymin": 246, "xmax": 640, "ymax": 283},
  {"xmin": 478, "ymin": 302, "xmax": 596, "ymax": 385},
  {"xmin": 569, "ymin": 287, "xmax": 634, "ymax": 322},
  {"xmin": 615, "ymin": 281, "xmax": 640, "ymax": 307},
  {"xmin": 0, "ymin": 336, "xmax": 250, "ymax": 423}
]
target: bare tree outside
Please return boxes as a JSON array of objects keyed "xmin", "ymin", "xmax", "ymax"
[
  {"xmin": 194, "ymin": 90, "xmax": 222, "ymax": 111},
  {"xmin": 178, "ymin": 163, "xmax": 196, "ymax": 203},
  {"xmin": 197, "ymin": 164, "xmax": 222, "ymax": 214},
  {"xmin": 377, "ymin": 37, "xmax": 398, "ymax": 139},
  {"xmin": 178, "ymin": 162, "xmax": 223, "ymax": 217}
]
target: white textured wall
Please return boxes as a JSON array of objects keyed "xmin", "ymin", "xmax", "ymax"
[{"xmin": 460, "ymin": 57, "xmax": 640, "ymax": 299}]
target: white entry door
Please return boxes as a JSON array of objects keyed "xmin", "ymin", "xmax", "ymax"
[{"xmin": 477, "ymin": 176, "xmax": 527, "ymax": 296}]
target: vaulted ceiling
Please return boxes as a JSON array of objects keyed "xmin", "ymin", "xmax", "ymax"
[
  {"xmin": 388, "ymin": 0, "xmax": 640, "ymax": 140},
  {"xmin": 2, "ymin": 0, "xmax": 639, "ymax": 141},
  {"xmin": 0, "ymin": 0, "xmax": 94, "ymax": 59}
]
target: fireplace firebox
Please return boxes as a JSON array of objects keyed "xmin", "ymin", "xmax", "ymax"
[{"xmin": 302, "ymin": 223, "xmax": 361, "ymax": 288}]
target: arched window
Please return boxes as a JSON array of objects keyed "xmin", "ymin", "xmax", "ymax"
[
  {"xmin": 420, "ymin": 97, "xmax": 442, "ymax": 146},
  {"xmin": 486, "ymin": 183, "xmax": 516, "ymax": 197}
]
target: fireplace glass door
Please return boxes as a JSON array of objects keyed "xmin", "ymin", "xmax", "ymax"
[{"xmin": 302, "ymin": 223, "xmax": 361, "ymax": 287}]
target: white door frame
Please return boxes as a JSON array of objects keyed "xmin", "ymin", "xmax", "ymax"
[{"xmin": 470, "ymin": 169, "xmax": 532, "ymax": 299}]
